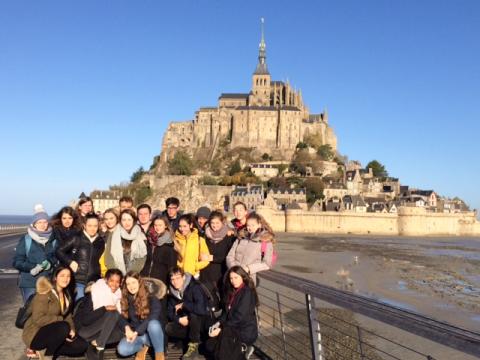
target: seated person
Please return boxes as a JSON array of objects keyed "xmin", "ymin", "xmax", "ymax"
[
  {"xmin": 166, "ymin": 267, "xmax": 210, "ymax": 360},
  {"xmin": 117, "ymin": 272, "xmax": 167, "ymax": 360},
  {"xmin": 206, "ymin": 266, "xmax": 258, "ymax": 360},
  {"xmin": 74, "ymin": 269, "xmax": 124, "ymax": 360}
]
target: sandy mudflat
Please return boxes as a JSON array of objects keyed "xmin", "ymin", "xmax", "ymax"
[{"xmin": 275, "ymin": 233, "xmax": 480, "ymax": 332}]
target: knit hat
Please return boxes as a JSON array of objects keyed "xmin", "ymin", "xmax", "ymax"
[
  {"xmin": 196, "ymin": 206, "xmax": 211, "ymax": 219},
  {"xmin": 32, "ymin": 204, "xmax": 49, "ymax": 225}
]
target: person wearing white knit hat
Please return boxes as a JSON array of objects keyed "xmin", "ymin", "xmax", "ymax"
[{"xmin": 13, "ymin": 204, "xmax": 56, "ymax": 303}]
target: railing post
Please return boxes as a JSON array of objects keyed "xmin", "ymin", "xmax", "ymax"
[
  {"xmin": 357, "ymin": 325, "xmax": 365, "ymax": 360},
  {"xmin": 305, "ymin": 293, "xmax": 322, "ymax": 360},
  {"xmin": 276, "ymin": 292, "xmax": 288, "ymax": 360}
]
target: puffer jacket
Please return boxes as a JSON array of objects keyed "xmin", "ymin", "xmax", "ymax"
[
  {"xmin": 22, "ymin": 276, "xmax": 75, "ymax": 347},
  {"xmin": 174, "ymin": 228, "xmax": 210, "ymax": 278},
  {"xmin": 56, "ymin": 231, "xmax": 105, "ymax": 284},
  {"xmin": 167, "ymin": 273, "xmax": 209, "ymax": 323},
  {"xmin": 13, "ymin": 234, "xmax": 56, "ymax": 288},
  {"xmin": 226, "ymin": 228, "xmax": 273, "ymax": 283}
]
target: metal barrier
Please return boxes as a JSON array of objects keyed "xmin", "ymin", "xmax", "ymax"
[
  {"xmin": 255, "ymin": 271, "xmax": 480, "ymax": 360},
  {"xmin": 0, "ymin": 224, "xmax": 28, "ymax": 232}
]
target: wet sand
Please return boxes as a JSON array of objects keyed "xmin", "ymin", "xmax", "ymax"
[{"xmin": 275, "ymin": 233, "xmax": 480, "ymax": 332}]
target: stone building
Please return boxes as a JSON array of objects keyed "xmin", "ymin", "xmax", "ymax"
[
  {"xmin": 229, "ymin": 184, "xmax": 264, "ymax": 211},
  {"xmin": 90, "ymin": 190, "xmax": 121, "ymax": 213},
  {"xmin": 158, "ymin": 21, "xmax": 337, "ymax": 164},
  {"xmin": 250, "ymin": 163, "xmax": 279, "ymax": 179},
  {"xmin": 266, "ymin": 188, "xmax": 307, "ymax": 208}
]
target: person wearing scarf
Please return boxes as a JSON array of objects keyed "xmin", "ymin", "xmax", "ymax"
[
  {"xmin": 109, "ymin": 209, "xmax": 147, "ymax": 275},
  {"xmin": 200, "ymin": 211, "xmax": 235, "ymax": 294},
  {"xmin": 13, "ymin": 204, "xmax": 55, "ymax": 304},
  {"xmin": 56, "ymin": 213, "xmax": 105, "ymax": 300},
  {"xmin": 141, "ymin": 215, "xmax": 177, "ymax": 286},
  {"xmin": 205, "ymin": 266, "xmax": 259, "ymax": 359}
]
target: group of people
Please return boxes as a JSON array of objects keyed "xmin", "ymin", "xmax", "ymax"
[{"xmin": 13, "ymin": 196, "xmax": 276, "ymax": 360}]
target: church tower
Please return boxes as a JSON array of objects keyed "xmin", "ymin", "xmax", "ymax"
[{"xmin": 250, "ymin": 18, "xmax": 271, "ymax": 107}]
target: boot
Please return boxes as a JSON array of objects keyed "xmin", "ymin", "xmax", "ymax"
[
  {"xmin": 135, "ymin": 345, "xmax": 149, "ymax": 360},
  {"xmin": 182, "ymin": 342, "xmax": 200, "ymax": 359},
  {"xmin": 155, "ymin": 352, "xmax": 166, "ymax": 360}
]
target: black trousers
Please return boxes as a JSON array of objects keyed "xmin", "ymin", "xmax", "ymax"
[
  {"xmin": 165, "ymin": 313, "xmax": 208, "ymax": 343},
  {"xmin": 30, "ymin": 321, "xmax": 88, "ymax": 356},
  {"xmin": 78, "ymin": 311, "xmax": 124, "ymax": 348}
]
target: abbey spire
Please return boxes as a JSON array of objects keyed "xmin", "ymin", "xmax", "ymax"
[
  {"xmin": 254, "ymin": 17, "xmax": 269, "ymax": 75},
  {"xmin": 251, "ymin": 18, "xmax": 271, "ymax": 106}
]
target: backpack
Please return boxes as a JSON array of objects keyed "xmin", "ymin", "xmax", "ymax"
[
  {"xmin": 214, "ymin": 325, "xmax": 244, "ymax": 360},
  {"xmin": 197, "ymin": 280, "xmax": 221, "ymax": 318},
  {"xmin": 15, "ymin": 293, "xmax": 35, "ymax": 329},
  {"xmin": 24, "ymin": 235, "xmax": 57, "ymax": 256},
  {"xmin": 261, "ymin": 241, "xmax": 277, "ymax": 267}
]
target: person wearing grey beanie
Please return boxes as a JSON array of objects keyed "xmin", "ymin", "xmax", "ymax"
[
  {"xmin": 195, "ymin": 206, "xmax": 211, "ymax": 238},
  {"xmin": 13, "ymin": 204, "xmax": 56, "ymax": 304}
]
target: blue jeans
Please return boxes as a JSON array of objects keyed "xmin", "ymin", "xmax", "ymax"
[
  {"xmin": 75, "ymin": 283, "xmax": 85, "ymax": 301},
  {"xmin": 21, "ymin": 287, "xmax": 36, "ymax": 304},
  {"xmin": 117, "ymin": 320, "xmax": 164, "ymax": 355}
]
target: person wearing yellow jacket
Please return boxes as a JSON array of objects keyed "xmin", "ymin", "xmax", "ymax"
[{"xmin": 174, "ymin": 214, "xmax": 210, "ymax": 279}]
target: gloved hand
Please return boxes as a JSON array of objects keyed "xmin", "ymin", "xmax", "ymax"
[
  {"xmin": 30, "ymin": 264, "xmax": 43, "ymax": 276},
  {"xmin": 41, "ymin": 260, "xmax": 51, "ymax": 271}
]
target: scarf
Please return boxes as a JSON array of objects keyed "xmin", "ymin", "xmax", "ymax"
[
  {"xmin": 247, "ymin": 228, "xmax": 267, "ymax": 242},
  {"xmin": 168, "ymin": 272, "xmax": 192, "ymax": 300},
  {"xmin": 28, "ymin": 225, "xmax": 53, "ymax": 246},
  {"xmin": 228, "ymin": 283, "xmax": 245, "ymax": 310},
  {"xmin": 147, "ymin": 227, "xmax": 173, "ymax": 247},
  {"xmin": 91, "ymin": 278, "xmax": 122, "ymax": 313},
  {"xmin": 110, "ymin": 224, "xmax": 147, "ymax": 274},
  {"xmin": 205, "ymin": 224, "xmax": 229, "ymax": 244}
]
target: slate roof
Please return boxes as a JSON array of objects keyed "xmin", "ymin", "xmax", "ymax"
[{"xmin": 219, "ymin": 93, "xmax": 249, "ymax": 99}]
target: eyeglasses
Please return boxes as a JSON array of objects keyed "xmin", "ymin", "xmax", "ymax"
[{"xmin": 167, "ymin": 206, "xmax": 178, "ymax": 210}]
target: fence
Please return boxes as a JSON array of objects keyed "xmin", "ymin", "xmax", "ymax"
[
  {"xmin": 0, "ymin": 224, "xmax": 28, "ymax": 232},
  {"xmin": 255, "ymin": 271, "xmax": 480, "ymax": 360}
]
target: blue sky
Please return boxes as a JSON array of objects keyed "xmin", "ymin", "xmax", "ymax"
[{"xmin": 0, "ymin": 1, "xmax": 479, "ymax": 216}]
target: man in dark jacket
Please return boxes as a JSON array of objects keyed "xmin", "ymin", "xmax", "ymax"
[
  {"xmin": 56, "ymin": 213, "xmax": 105, "ymax": 300},
  {"xmin": 166, "ymin": 267, "xmax": 209, "ymax": 360},
  {"xmin": 162, "ymin": 197, "xmax": 182, "ymax": 231}
]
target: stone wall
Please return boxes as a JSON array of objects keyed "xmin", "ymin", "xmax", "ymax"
[{"xmin": 257, "ymin": 205, "xmax": 480, "ymax": 236}]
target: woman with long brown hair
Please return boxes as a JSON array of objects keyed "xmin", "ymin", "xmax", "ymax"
[
  {"xmin": 117, "ymin": 271, "xmax": 166, "ymax": 360},
  {"xmin": 50, "ymin": 206, "xmax": 82, "ymax": 248}
]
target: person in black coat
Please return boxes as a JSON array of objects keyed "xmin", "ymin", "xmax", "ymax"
[
  {"xmin": 200, "ymin": 211, "xmax": 235, "ymax": 296},
  {"xmin": 56, "ymin": 213, "xmax": 105, "ymax": 300},
  {"xmin": 166, "ymin": 267, "xmax": 210, "ymax": 359},
  {"xmin": 50, "ymin": 206, "xmax": 82, "ymax": 248},
  {"xmin": 206, "ymin": 265, "xmax": 259, "ymax": 360},
  {"xmin": 141, "ymin": 215, "xmax": 178, "ymax": 286},
  {"xmin": 117, "ymin": 272, "xmax": 167, "ymax": 360},
  {"xmin": 75, "ymin": 269, "xmax": 124, "ymax": 360}
]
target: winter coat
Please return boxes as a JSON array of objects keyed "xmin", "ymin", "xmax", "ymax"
[
  {"xmin": 220, "ymin": 285, "xmax": 258, "ymax": 345},
  {"xmin": 141, "ymin": 242, "xmax": 177, "ymax": 286},
  {"xmin": 167, "ymin": 273, "xmax": 209, "ymax": 323},
  {"xmin": 56, "ymin": 232, "xmax": 105, "ymax": 284},
  {"xmin": 22, "ymin": 276, "xmax": 75, "ymax": 347},
  {"xmin": 161, "ymin": 210, "xmax": 183, "ymax": 231},
  {"xmin": 103, "ymin": 229, "xmax": 116, "ymax": 270},
  {"xmin": 200, "ymin": 234, "xmax": 235, "ymax": 290},
  {"xmin": 13, "ymin": 234, "xmax": 56, "ymax": 288},
  {"xmin": 50, "ymin": 227, "xmax": 80, "ymax": 248},
  {"xmin": 118, "ymin": 278, "xmax": 167, "ymax": 335},
  {"xmin": 174, "ymin": 229, "xmax": 210, "ymax": 278},
  {"xmin": 226, "ymin": 229, "xmax": 274, "ymax": 283}
]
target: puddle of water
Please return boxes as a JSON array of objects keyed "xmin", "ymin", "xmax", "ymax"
[
  {"xmin": 471, "ymin": 315, "xmax": 480, "ymax": 322},
  {"xmin": 425, "ymin": 249, "xmax": 480, "ymax": 261},
  {"xmin": 376, "ymin": 297, "xmax": 417, "ymax": 311}
]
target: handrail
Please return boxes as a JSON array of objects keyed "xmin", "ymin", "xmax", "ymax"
[{"xmin": 258, "ymin": 270, "xmax": 480, "ymax": 358}]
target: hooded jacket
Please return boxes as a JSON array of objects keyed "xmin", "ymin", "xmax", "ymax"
[
  {"xmin": 56, "ymin": 231, "xmax": 105, "ymax": 284},
  {"xmin": 118, "ymin": 277, "xmax": 167, "ymax": 335},
  {"xmin": 167, "ymin": 273, "xmax": 209, "ymax": 323},
  {"xmin": 174, "ymin": 228, "xmax": 210, "ymax": 278},
  {"xmin": 22, "ymin": 276, "xmax": 74, "ymax": 347},
  {"xmin": 226, "ymin": 228, "xmax": 274, "ymax": 283}
]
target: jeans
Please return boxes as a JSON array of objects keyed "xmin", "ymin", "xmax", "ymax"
[
  {"xmin": 21, "ymin": 287, "xmax": 36, "ymax": 304},
  {"xmin": 117, "ymin": 320, "xmax": 164, "ymax": 355},
  {"xmin": 75, "ymin": 283, "xmax": 86, "ymax": 301}
]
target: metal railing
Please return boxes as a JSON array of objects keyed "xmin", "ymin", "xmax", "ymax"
[
  {"xmin": 255, "ymin": 271, "xmax": 480, "ymax": 360},
  {"xmin": 0, "ymin": 224, "xmax": 28, "ymax": 233}
]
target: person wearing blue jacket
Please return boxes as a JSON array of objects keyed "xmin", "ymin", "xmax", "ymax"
[
  {"xmin": 166, "ymin": 267, "xmax": 210, "ymax": 360},
  {"xmin": 13, "ymin": 204, "xmax": 56, "ymax": 303},
  {"xmin": 117, "ymin": 271, "xmax": 167, "ymax": 360}
]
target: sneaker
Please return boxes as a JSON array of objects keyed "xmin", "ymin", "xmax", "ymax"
[
  {"xmin": 26, "ymin": 348, "xmax": 38, "ymax": 358},
  {"xmin": 182, "ymin": 342, "xmax": 200, "ymax": 359},
  {"xmin": 245, "ymin": 345, "xmax": 255, "ymax": 359}
]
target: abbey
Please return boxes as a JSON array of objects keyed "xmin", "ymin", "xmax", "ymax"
[{"xmin": 160, "ymin": 23, "xmax": 337, "ymax": 160}]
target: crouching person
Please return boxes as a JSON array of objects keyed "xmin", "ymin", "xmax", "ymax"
[
  {"xmin": 166, "ymin": 267, "xmax": 210, "ymax": 359},
  {"xmin": 206, "ymin": 266, "xmax": 258, "ymax": 360},
  {"xmin": 117, "ymin": 271, "xmax": 167, "ymax": 360},
  {"xmin": 22, "ymin": 266, "xmax": 88, "ymax": 360},
  {"xmin": 74, "ymin": 268, "xmax": 125, "ymax": 360}
]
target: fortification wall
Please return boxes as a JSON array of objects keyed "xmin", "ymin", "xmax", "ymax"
[{"xmin": 256, "ymin": 205, "xmax": 286, "ymax": 232}]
